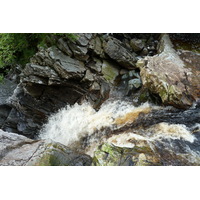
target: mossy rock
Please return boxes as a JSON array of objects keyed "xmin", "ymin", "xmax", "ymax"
[
  {"xmin": 101, "ymin": 60, "xmax": 119, "ymax": 84},
  {"xmin": 29, "ymin": 142, "xmax": 92, "ymax": 166},
  {"xmin": 92, "ymin": 143, "xmax": 161, "ymax": 166}
]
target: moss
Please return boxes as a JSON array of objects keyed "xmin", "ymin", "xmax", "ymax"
[
  {"xmin": 34, "ymin": 152, "xmax": 63, "ymax": 166},
  {"xmin": 171, "ymin": 38, "xmax": 200, "ymax": 53},
  {"xmin": 92, "ymin": 143, "xmax": 161, "ymax": 166},
  {"xmin": 102, "ymin": 60, "xmax": 119, "ymax": 84}
]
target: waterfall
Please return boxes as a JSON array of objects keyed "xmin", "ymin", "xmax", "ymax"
[
  {"xmin": 39, "ymin": 99, "xmax": 199, "ymax": 161},
  {"xmin": 39, "ymin": 100, "xmax": 152, "ymax": 147}
]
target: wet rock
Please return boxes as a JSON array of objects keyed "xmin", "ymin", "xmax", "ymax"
[
  {"xmin": 0, "ymin": 79, "xmax": 17, "ymax": 105},
  {"xmin": 101, "ymin": 60, "xmax": 119, "ymax": 84},
  {"xmin": 0, "ymin": 130, "xmax": 92, "ymax": 166},
  {"xmin": 4, "ymin": 81, "xmax": 89, "ymax": 138},
  {"xmin": 0, "ymin": 105, "xmax": 12, "ymax": 128},
  {"xmin": 140, "ymin": 34, "xmax": 200, "ymax": 108},
  {"xmin": 130, "ymin": 38, "xmax": 145, "ymax": 52},
  {"xmin": 128, "ymin": 79, "xmax": 142, "ymax": 89},
  {"xmin": 92, "ymin": 143, "xmax": 160, "ymax": 166},
  {"xmin": 104, "ymin": 37, "xmax": 137, "ymax": 69},
  {"xmin": 0, "ymin": 79, "xmax": 17, "ymax": 128}
]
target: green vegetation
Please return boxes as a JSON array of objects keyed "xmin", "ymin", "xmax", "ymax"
[{"xmin": 0, "ymin": 33, "xmax": 78, "ymax": 79}]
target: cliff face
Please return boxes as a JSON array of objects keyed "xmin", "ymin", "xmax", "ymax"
[
  {"xmin": 0, "ymin": 33, "xmax": 159, "ymax": 138},
  {"xmin": 0, "ymin": 33, "xmax": 200, "ymax": 166}
]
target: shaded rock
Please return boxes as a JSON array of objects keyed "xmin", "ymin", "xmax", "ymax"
[
  {"xmin": 68, "ymin": 41, "xmax": 89, "ymax": 61},
  {"xmin": 0, "ymin": 130, "xmax": 92, "ymax": 166},
  {"xmin": 0, "ymin": 79, "xmax": 17, "ymax": 105},
  {"xmin": 104, "ymin": 37, "xmax": 137, "ymax": 69},
  {"xmin": 128, "ymin": 79, "xmax": 142, "ymax": 89},
  {"xmin": 136, "ymin": 59, "xmax": 146, "ymax": 68},
  {"xmin": 22, "ymin": 64, "xmax": 61, "ymax": 85},
  {"xmin": 89, "ymin": 36, "xmax": 105, "ymax": 57},
  {"xmin": 140, "ymin": 34, "xmax": 200, "ymax": 108},
  {"xmin": 57, "ymin": 38, "xmax": 73, "ymax": 57},
  {"xmin": 90, "ymin": 82, "xmax": 101, "ymax": 91},
  {"xmin": 4, "ymin": 81, "xmax": 89, "ymax": 138},
  {"xmin": 0, "ymin": 79, "xmax": 17, "ymax": 128},
  {"xmin": 0, "ymin": 105, "xmax": 12, "ymax": 128},
  {"xmin": 82, "ymin": 69, "xmax": 94, "ymax": 82},
  {"xmin": 101, "ymin": 60, "xmax": 119, "ymax": 84},
  {"xmin": 88, "ymin": 58, "xmax": 102, "ymax": 73},
  {"xmin": 130, "ymin": 38, "xmax": 145, "ymax": 52}
]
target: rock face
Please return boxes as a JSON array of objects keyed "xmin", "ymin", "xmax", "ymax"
[
  {"xmin": 0, "ymin": 129, "xmax": 92, "ymax": 166},
  {"xmin": 104, "ymin": 37, "xmax": 137, "ymax": 69},
  {"xmin": 2, "ymin": 33, "xmax": 158, "ymax": 137},
  {"xmin": 140, "ymin": 34, "xmax": 200, "ymax": 108},
  {"xmin": 0, "ymin": 79, "xmax": 17, "ymax": 129}
]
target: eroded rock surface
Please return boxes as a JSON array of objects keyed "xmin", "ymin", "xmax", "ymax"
[
  {"xmin": 0, "ymin": 129, "xmax": 92, "ymax": 166},
  {"xmin": 140, "ymin": 34, "xmax": 200, "ymax": 108}
]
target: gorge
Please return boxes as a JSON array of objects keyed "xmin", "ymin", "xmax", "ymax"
[{"xmin": 0, "ymin": 33, "xmax": 199, "ymax": 166}]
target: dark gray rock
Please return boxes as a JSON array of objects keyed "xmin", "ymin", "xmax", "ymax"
[
  {"xmin": 49, "ymin": 46, "xmax": 86, "ymax": 79},
  {"xmin": 130, "ymin": 38, "xmax": 145, "ymax": 52},
  {"xmin": 0, "ymin": 79, "xmax": 17, "ymax": 128},
  {"xmin": 89, "ymin": 36, "xmax": 105, "ymax": 57},
  {"xmin": 75, "ymin": 33, "xmax": 93, "ymax": 46},
  {"xmin": 57, "ymin": 38, "xmax": 73, "ymax": 57},
  {"xmin": 68, "ymin": 42, "xmax": 89, "ymax": 61},
  {"xmin": 104, "ymin": 37, "xmax": 137, "ymax": 69},
  {"xmin": 0, "ymin": 130, "xmax": 92, "ymax": 166},
  {"xmin": 22, "ymin": 64, "xmax": 61, "ymax": 85},
  {"xmin": 88, "ymin": 58, "xmax": 102, "ymax": 73},
  {"xmin": 0, "ymin": 105, "xmax": 12, "ymax": 128},
  {"xmin": 0, "ymin": 79, "xmax": 17, "ymax": 105}
]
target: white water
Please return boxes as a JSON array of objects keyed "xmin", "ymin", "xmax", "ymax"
[
  {"xmin": 107, "ymin": 123, "xmax": 195, "ymax": 148},
  {"xmin": 39, "ymin": 99, "xmax": 197, "ymax": 158},
  {"xmin": 39, "ymin": 100, "xmax": 153, "ymax": 146}
]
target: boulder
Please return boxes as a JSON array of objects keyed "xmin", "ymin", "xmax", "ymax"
[
  {"xmin": 104, "ymin": 37, "xmax": 137, "ymax": 69},
  {"xmin": 0, "ymin": 130, "xmax": 92, "ymax": 166},
  {"xmin": 140, "ymin": 34, "xmax": 200, "ymax": 108},
  {"xmin": 130, "ymin": 38, "xmax": 145, "ymax": 52},
  {"xmin": 88, "ymin": 58, "xmax": 102, "ymax": 73},
  {"xmin": 92, "ymin": 143, "xmax": 161, "ymax": 166}
]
